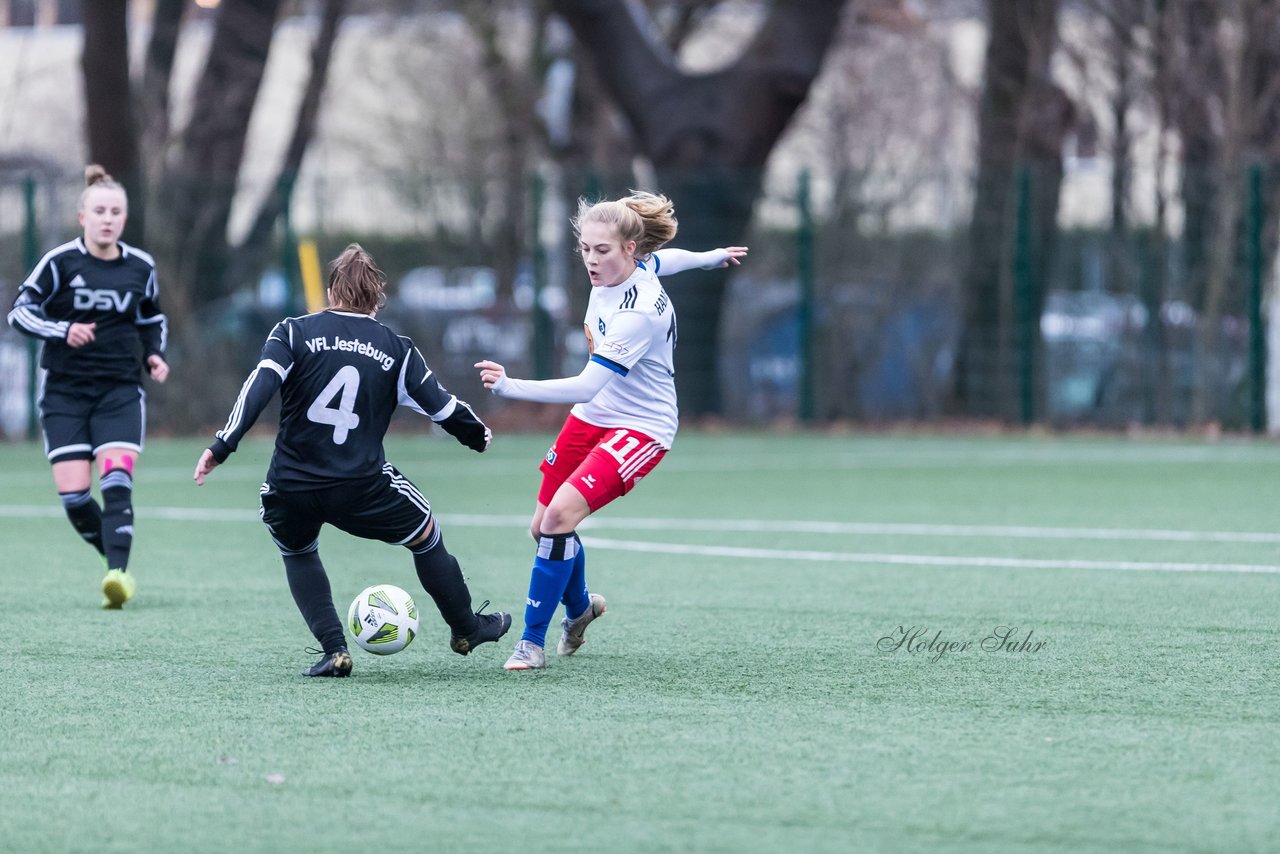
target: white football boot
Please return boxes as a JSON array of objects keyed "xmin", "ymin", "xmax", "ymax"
[
  {"xmin": 557, "ymin": 593, "xmax": 607, "ymax": 656},
  {"xmin": 503, "ymin": 639, "xmax": 546, "ymax": 670}
]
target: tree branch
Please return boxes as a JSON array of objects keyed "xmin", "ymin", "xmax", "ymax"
[
  {"xmin": 235, "ymin": 0, "xmax": 347, "ymax": 282},
  {"xmin": 547, "ymin": 0, "xmax": 684, "ymax": 130},
  {"xmin": 140, "ymin": 0, "xmax": 185, "ymax": 175},
  {"xmin": 550, "ymin": 0, "xmax": 846, "ymax": 165}
]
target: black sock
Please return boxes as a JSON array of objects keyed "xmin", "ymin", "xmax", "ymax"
[
  {"xmin": 59, "ymin": 489, "xmax": 104, "ymax": 556},
  {"xmin": 100, "ymin": 469, "xmax": 133, "ymax": 570},
  {"xmin": 282, "ymin": 550, "xmax": 346, "ymax": 654},
  {"xmin": 410, "ymin": 524, "xmax": 476, "ymax": 637}
]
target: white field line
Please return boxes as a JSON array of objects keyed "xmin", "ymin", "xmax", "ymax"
[
  {"xmin": 3, "ymin": 505, "xmax": 1278, "ymax": 574},
  {"xmin": 579, "ymin": 536, "xmax": 1280, "ymax": 575},
  {"xmin": 575, "ymin": 516, "xmax": 1280, "ymax": 543},
  {"xmin": 3, "ymin": 504, "xmax": 1280, "ymax": 544},
  {"xmin": 11, "ymin": 443, "xmax": 1277, "ymax": 487}
]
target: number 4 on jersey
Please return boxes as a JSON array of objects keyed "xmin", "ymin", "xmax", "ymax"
[{"xmin": 307, "ymin": 365, "xmax": 361, "ymax": 444}]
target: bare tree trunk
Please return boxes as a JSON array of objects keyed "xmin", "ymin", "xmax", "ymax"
[
  {"xmin": 1106, "ymin": 4, "xmax": 1135, "ymax": 294},
  {"xmin": 1245, "ymin": 3, "xmax": 1280, "ymax": 310},
  {"xmin": 1174, "ymin": 0, "xmax": 1221, "ymax": 315},
  {"xmin": 159, "ymin": 0, "xmax": 283, "ymax": 308},
  {"xmin": 1022, "ymin": 82, "xmax": 1072, "ymax": 421},
  {"xmin": 461, "ymin": 1, "xmax": 544, "ymax": 304},
  {"xmin": 139, "ymin": 0, "xmax": 186, "ymax": 184},
  {"xmin": 229, "ymin": 0, "xmax": 348, "ymax": 295},
  {"xmin": 955, "ymin": 0, "xmax": 1059, "ymax": 419},
  {"xmin": 81, "ymin": 0, "xmax": 143, "ymax": 241},
  {"xmin": 549, "ymin": 0, "xmax": 847, "ymax": 417},
  {"xmin": 1192, "ymin": 0, "xmax": 1251, "ymax": 426},
  {"xmin": 1148, "ymin": 0, "xmax": 1174, "ymax": 424}
]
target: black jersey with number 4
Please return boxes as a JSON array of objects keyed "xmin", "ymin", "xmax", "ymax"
[
  {"xmin": 7, "ymin": 238, "xmax": 166, "ymax": 383},
  {"xmin": 210, "ymin": 310, "xmax": 490, "ymax": 489}
]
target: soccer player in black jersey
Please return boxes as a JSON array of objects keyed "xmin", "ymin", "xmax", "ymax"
[
  {"xmin": 7, "ymin": 165, "xmax": 169, "ymax": 609},
  {"xmin": 193, "ymin": 244, "xmax": 511, "ymax": 677}
]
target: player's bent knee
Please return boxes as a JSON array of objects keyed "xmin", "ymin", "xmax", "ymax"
[
  {"xmin": 51, "ymin": 460, "xmax": 93, "ymax": 493},
  {"xmin": 541, "ymin": 503, "xmax": 589, "ymax": 536},
  {"xmin": 98, "ymin": 451, "xmax": 137, "ymax": 477},
  {"xmin": 529, "ymin": 505, "xmax": 548, "ymax": 543},
  {"xmin": 273, "ymin": 537, "xmax": 319, "ymax": 557},
  {"xmin": 405, "ymin": 517, "xmax": 439, "ymax": 552}
]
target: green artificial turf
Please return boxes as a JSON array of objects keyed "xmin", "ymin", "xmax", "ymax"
[{"xmin": 1, "ymin": 431, "xmax": 1277, "ymax": 852}]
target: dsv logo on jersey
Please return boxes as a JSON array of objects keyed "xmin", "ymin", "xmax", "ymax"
[{"xmin": 73, "ymin": 289, "xmax": 133, "ymax": 312}]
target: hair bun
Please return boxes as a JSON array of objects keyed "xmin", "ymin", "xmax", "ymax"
[{"xmin": 84, "ymin": 164, "xmax": 112, "ymax": 186}]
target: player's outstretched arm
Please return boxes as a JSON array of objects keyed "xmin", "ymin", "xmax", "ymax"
[
  {"xmin": 475, "ymin": 359, "xmax": 615, "ymax": 405},
  {"xmin": 399, "ymin": 345, "xmax": 491, "ymax": 452},
  {"xmin": 652, "ymin": 246, "xmax": 748, "ymax": 276},
  {"xmin": 206, "ymin": 321, "xmax": 292, "ymax": 467},
  {"xmin": 435, "ymin": 399, "xmax": 492, "ymax": 452}
]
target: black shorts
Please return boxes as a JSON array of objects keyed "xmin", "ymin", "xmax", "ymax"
[
  {"xmin": 39, "ymin": 378, "xmax": 145, "ymax": 463},
  {"xmin": 259, "ymin": 464, "xmax": 433, "ymax": 555}
]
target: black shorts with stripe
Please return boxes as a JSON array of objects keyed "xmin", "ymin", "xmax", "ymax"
[
  {"xmin": 259, "ymin": 463, "xmax": 432, "ymax": 555},
  {"xmin": 39, "ymin": 377, "xmax": 145, "ymax": 463}
]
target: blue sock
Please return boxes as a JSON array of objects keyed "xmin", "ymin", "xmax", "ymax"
[
  {"xmin": 560, "ymin": 534, "xmax": 589, "ymax": 620},
  {"xmin": 521, "ymin": 531, "xmax": 579, "ymax": 647}
]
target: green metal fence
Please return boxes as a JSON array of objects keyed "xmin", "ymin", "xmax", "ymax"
[{"xmin": 0, "ymin": 162, "xmax": 1271, "ymax": 437}]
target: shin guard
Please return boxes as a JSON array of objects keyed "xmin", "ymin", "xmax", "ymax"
[
  {"xmin": 410, "ymin": 524, "xmax": 476, "ymax": 637},
  {"xmin": 59, "ymin": 489, "xmax": 104, "ymax": 556},
  {"xmin": 100, "ymin": 469, "xmax": 134, "ymax": 570},
  {"xmin": 282, "ymin": 548, "xmax": 346, "ymax": 655}
]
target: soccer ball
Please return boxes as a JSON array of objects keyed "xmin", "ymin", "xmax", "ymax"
[{"xmin": 347, "ymin": 584, "xmax": 419, "ymax": 655}]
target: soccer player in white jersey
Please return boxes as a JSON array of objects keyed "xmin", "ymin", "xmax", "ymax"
[
  {"xmin": 194, "ymin": 244, "xmax": 511, "ymax": 677},
  {"xmin": 7, "ymin": 165, "xmax": 169, "ymax": 609},
  {"xmin": 476, "ymin": 191, "xmax": 746, "ymax": 670}
]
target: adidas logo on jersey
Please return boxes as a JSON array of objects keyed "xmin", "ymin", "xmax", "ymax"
[{"xmin": 69, "ymin": 274, "xmax": 87, "ymax": 288}]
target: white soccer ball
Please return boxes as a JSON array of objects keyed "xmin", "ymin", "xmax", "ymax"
[{"xmin": 347, "ymin": 584, "xmax": 420, "ymax": 655}]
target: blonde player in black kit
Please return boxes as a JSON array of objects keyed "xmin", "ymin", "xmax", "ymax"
[
  {"xmin": 7, "ymin": 165, "xmax": 169, "ymax": 609},
  {"xmin": 193, "ymin": 244, "xmax": 511, "ymax": 677}
]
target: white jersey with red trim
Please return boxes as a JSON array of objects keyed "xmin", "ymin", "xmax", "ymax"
[{"xmin": 572, "ymin": 260, "xmax": 679, "ymax": 447}]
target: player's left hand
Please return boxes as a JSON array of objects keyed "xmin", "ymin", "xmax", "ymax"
[
  {"xmin": 148, "ymin": 355, "xmax": 170, "ymax": 384},
  {"xmin": 193, "ymin": 449, "xmax": 219, "ymax": 486},
  {"xmin": 718, "ymin": 246, "xmax": 748, "ymax": 267}
]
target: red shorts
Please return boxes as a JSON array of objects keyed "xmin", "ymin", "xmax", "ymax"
[{"xmin": 538, "ymin": 414, "xmax": 668, "ymax": 511}]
